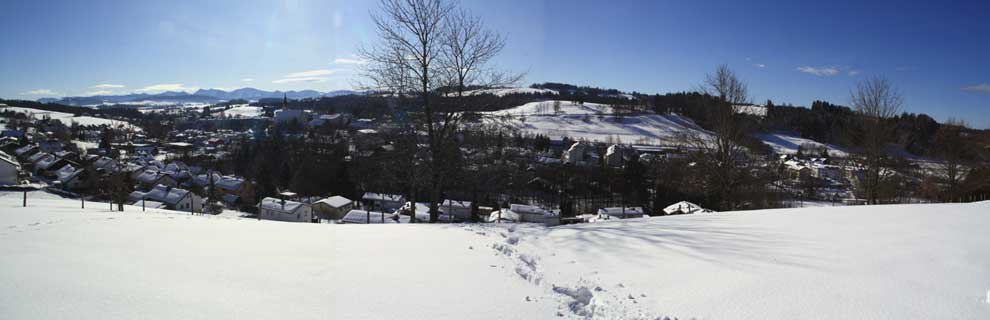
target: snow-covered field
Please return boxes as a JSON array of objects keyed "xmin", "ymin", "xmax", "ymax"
[
  {"xmin": 756, "ymin": 132, "xmax": 851, "ymax": 157},
  {"xmin": 218, "ymin": 104, "xmax": 264, "ymax": 118},
  {"xmin": 2, "ymin": 191, "xmax": 989, "ymax": 319},
  {"xmin": 0, "ymin": 106, "xmax": 140, "ymax": 130},
  {"xmin": 484, "ymin": 101, "xmax": 712, "ymax": 146}
]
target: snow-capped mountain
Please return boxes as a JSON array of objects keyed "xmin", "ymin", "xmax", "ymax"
[{"xmin": 39, "ymin": 88, "xmax": 360, "ymax": 106}]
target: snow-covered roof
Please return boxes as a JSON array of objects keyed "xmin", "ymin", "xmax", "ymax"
[
  {"xmin": 362, "ymin": 192, "xmax": 404, "ymax": 203},
  {"xmin": 14, "ymin": 144, "xmax": 37, "ymax": 156},
  {"xmin": 0, "ymin": 151, "xmax": 20, "ymax": 169},
  {"xmin": 259, "ymin": 197, "xmax": 307, "ymax": 214},
  {"xmin": 597, "ymin": 207, "xmax": 645, "ymax": 217},
  {"xmin": 131, "ymin": 184, "xmax": 194, "ymax": 206},
  {"xmin": 441, "ymin": 199, "xmax": 471, "ymax": 209},
  {"xmin": 215, "ymin": 176, "xmax": 244, "ymax": 191},
  {"xmin": 488, "ymin": 210, "xmax": 520, "ymax": 223},
  {"xmin": 316, "ymin": 195, "xmax": 353, "ymax": 209},
  {"xmin": 509, "ymin": 204, "xmax": 554, "ymax": 216},
  {"xmin": 662, "ymin": 201, "xmax": 712, "ymax": 215},
  {"xmin": 341, "ymin": 209, "xmax": 398, "ymax": 224}
]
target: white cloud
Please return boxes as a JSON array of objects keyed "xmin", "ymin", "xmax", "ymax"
[
  {"xmin": 334, "ymin": 57, "xmax": 368, "ymax": 65},
  {"xmin": 962, "ymin": 83, "xmax": 990, "ymax": 93},
  {"xmin": 754, "ymin": 63, "xmax": 766, "ymax": 69},
  {"xmin": 272, "ymin": 77, "xmax": 328, "ymax": 84},
  {"xmin": 797, "ymin": 66, "xmax": 840, "ymax": 76},
  {"xmin": 242, "ymin": 78, "xmax": 254, "ymax": 82},
  {"xmin": 91, "ymin": 84, "xmax": 124, "ymax": 89},
  {"xmin": 86, "ymin": 90, "xmax": 114, "ymax": 96},
  {"xmin": 136, "ymin": 83, "xmax": 197, "ymax": 93},
  {"xmin": 284, "ymin": 69, "xmax": 337, "ymax": 78},
  {"xmin": 21, "ymin": 89, "xmax": 57, "ymax": 96},
  {"xmin": 273, "ymin": 69, "xmax": 339, "ymax": 84},
  {"xmin": 848, "ymin": 70, "xmax": 860, "ymax": 76}
]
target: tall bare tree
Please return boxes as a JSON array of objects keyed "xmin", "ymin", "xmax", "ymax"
[
  {"xmin": 679, "ymin": 65, "xmax": 749, "ymax": 210},
  {"xmin": 360, "ymin": 0, "xmax": 515, "ymax": 222},
  {"xmin": 850, "ymin": 76, "xmax": 903, "ymax": 204}
]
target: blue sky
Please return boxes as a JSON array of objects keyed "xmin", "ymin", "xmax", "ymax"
[{"xmin": 1, "ymin": 0, "xmax": 988, "ymax": 127}]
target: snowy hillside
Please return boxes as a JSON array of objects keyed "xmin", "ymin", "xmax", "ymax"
[
  {"xmin": 483, "ymin": 101, "xmax": 712, "ymax": 146},
  {"xmin": 756, "ymin": 132, "xmax": 851, "ymax": 157},
  {"xmin": 0, "ymin": 105, "xmax": 141, "ymax": 131},
  {"xmin": 218, "ymin": 104, "xmax": 264, "ymax": 118},
  {"xmin": 2, "ymin": 191, "xmax": 989, "ymax": 319}
]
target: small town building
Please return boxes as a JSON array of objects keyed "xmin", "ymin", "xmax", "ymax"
[
  {"xmin": 257, "ymin": 197, "xmax": 312, "ymax": 223},
  {"xmin": 312, "ymin": 195, "xmax": 354, "ymax": 221}
]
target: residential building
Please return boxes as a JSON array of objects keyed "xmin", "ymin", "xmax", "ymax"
[
  {"xmin": 257, "ymin": 197, "xmax": 313, "ymax": 223},
  {"xmin": 312, "ymin": 196, "xmax": 354, "ymax": 221}
]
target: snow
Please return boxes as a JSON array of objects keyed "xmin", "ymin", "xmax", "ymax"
[
  {"xmin": 219, "ymin": 104, "xmax": 264, "ymax": 118},
  {"xmin": 0, "ymin": 106, "xmax": 140, "ymax": 131},
  {"xmin": 484, "ymin": 101, "xmax": 712, "ymax": 146},
  {"xmin": 2, "ymin": 191, "xmax": 990, "ymax": 319},
  {"xmin": 756, "ymin": 132, "xmax": 851, "ymax": 157}
]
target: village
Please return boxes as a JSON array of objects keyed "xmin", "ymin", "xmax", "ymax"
[{"xmin": 1, "ymin": 95, "xmax": 937, "ymax": 228}]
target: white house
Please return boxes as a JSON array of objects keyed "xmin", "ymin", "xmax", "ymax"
[
  {"xmin": 0, "ymin": 151, "xmax": 21, "ymax": 185},
  {"xmin": 663, "ymin": 201, "xmax": 712, "ymax": 215},
  {"xmin": 563, "ymin": 142, "xmax": 587, "ymax": 164},
  {"xmin": 130, "ymin": 184, "xmax": 203, "ymax": 213},
  {"xmin": 340, "ymin": 209, "xmax": 404, "ymax": 224},
  {"xmin": 487, "ymin": 209, "xmax": 520, "ymax": 223},
  {"xmin": 361, "ymin": 192, "xmax": 406, "ymax": 211},
  {"xmin": 596, "ymin": 206, "xmax": 646, "ymax": 220},
  {"xmin": 258, "ymin": 197, "xmax": 313, "ymax": 223},
  {"xmin": 508, "ymin": 204, "xmax": 558, "ymax": 224},
  {"xmin": 441, "ymin": 199, "xmax": 473, "ymax": 221}
]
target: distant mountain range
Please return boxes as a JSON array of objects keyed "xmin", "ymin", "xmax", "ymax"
[{"xmin": 37, "ymin": 88, "xmax": 359, "ymax": 106}]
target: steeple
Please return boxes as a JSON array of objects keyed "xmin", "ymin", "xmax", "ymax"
[{"xmin": 283, "ymin": 93, "xmax": 288, "ymax": 108}]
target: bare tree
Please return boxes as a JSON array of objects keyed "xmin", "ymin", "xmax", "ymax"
[
  {"xmin": 934, "ymin": 118, "xmax": 968, "ymax": 201},
  {"xmin": 360, "ymin": 0, "xmax": 514, "ymax": 222},
  {"xmin": 850, "ymin": 76, "xmax": 903, "ymax": 204},
  {"xmin": 678, "ymin": 65, "xmax": 749, "ymax": 210}
]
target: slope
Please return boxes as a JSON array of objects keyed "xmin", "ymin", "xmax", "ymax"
[{"xmin": 1, "ymin": 191, "xmax": 989, "ymax": 319}]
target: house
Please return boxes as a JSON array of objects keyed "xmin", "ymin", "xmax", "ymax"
[
  {"xmin": 605, "ymin": 144, "xmax": 636, "ymax": 167},
  {"xmin": 54, "ymin": 164, "xmax": 87, "ymax": 190},
  {"xmin": 563, "ymin": 142, "xmax": 587, "ymax": 164},
  {"xmin": 33, "ymin": 154, "xmax": 68, "ymax": 177},
  {"xmin": 440, "ymin": 199, "xmax": 473, "ymax": 221},
  {"xmin": 129, "ymin": 184, "xmax": 203, "ymax": 213},
  {"xmin": 257, "ymin": 197, "xmax": 313, "ymax": 222},
  {"xmin": 487, "ymin": 209, "xmax": 521, "ymax": 223},
  {"xmin": 361, "ymin": 192, "xmax": 406, "ymax": 211},
  {"xmin": 135, "ymin": 170, "xmax": 179, "ymax": 189},
  {"xmin": 312, "ymin": 195, "xmax": 354, "ymax": 221},
  {"xmin": 508, "ymin": 204, "xmax": 558, "ymax": 224},
  {"xmin": 274, "ymin": 109, "xmax": 309, "ymax": 124},
  {"xmin": 215, "ymin": 175, "xmax": 254, "ymax": 205},
  {"xmin": 0, "ymin": 151, "xmax": 21, "ymax": 185},
  {"xmin": 340, "ymin": 209, "xmax": 405, "ymax": 224},
  {"xmin": 92, "ymin": 156, "xmax": 117, "ymax": 172},
  {"xmin": 596, "ymin": 207, "xmax": 646, "ymax": 220},
  {"xmin": 14, "ymin": 144, "xmax": 38, "ymax": 158},
  {"xmin": 662, "ymin": 201, "xmax": 712, "ymax": 215}
]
